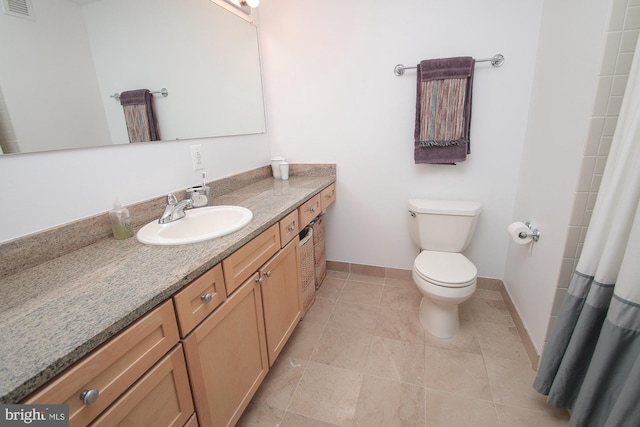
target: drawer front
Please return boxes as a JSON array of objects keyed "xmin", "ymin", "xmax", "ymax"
[
  {"xmin": 173, "ymin": 264, "xmax": 226, "ymax": 337},
  {"xmin": 298, "ymin": 194, "xmax": 321, "ymax": 228},
  {"xmin": 91, "ymin": 344, "xmax": 194, "ymax": 427},
  {"xmin": 321, "ymin": 183, "xmax": 336, "ymax": 211},
  {"xmin": 279, "ymin": 210, "xmax": 299, "ymax": 247},
  {"xmin": 24, "ymin": 301, "xmax": 179, "ymax": 427},
  {"xmin": 222, "ymin": 224, "xmax": 280, "ymax": 295}
]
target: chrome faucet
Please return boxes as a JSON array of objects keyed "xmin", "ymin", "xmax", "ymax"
[{"xmin": 159, "ymin": 193, "xmax": 193, "ymax": 224}]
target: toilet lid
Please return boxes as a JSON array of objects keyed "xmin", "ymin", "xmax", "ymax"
[{"xmin": 414, "ymin": 251, "xmax": 477, "ymax": 288}]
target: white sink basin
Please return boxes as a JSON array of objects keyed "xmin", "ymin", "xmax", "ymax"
[{"xmin": 137, "ymin": 205, "xmax": 253, "ymax": 245}]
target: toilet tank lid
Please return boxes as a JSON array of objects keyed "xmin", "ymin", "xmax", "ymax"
[{"xmin": 409, "ymin": 199, "xmax": 481, "ymax": 216}]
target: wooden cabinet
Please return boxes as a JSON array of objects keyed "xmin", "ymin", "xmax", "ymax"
[
  {"xmin": 183, "ymin": 276, "xmax": 269, "ymax": 427},
  {"xmin": 321, "ymin": 183, "xmax": 336, "ymax": 211},
  {"xmin": 259, "ymin": 237, "xmax": 303, "ymax": 366},
  {"xmin": 173, "ymin": 264, "xmax": 226, "ymax": 337},
  {"xmin": 24, "ymin": 301, "xmax": 180, "ymax": 427},
  {"xmin": 91, "ymin": 345, "xmax": 194, "ymax": 427},
  {"xmin": 298, "ymin": 194, "xmax": 321, "ymax": 228},
  {"xmin": 279, "ymin": 210, "xmax": 299, "ymax": 247},
  {"xmin": 222, "ymin": 224, "xmax": 280, "ymax": 295}
]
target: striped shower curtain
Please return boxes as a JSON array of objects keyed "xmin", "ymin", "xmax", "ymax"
[{"xmin": 533, "ymin": 40, "xmax": 640, "ymax": 426}]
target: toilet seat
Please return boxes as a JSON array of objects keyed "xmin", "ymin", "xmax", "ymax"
[{"xmin": 414, "ymin": 251, "xmax": 477, "ymax": 288}]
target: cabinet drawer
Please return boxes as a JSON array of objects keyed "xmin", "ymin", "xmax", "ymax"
[
  {"xmin": 222, "ymin": 224, "xmax": 280, "ymax": 295},
  {"xmin": 298, "ymin": 194, "xmax": 321, "ymax": 228},
  {"xmin": 91, "ymin": 344, "xmax": 194, "ymax": 427},
  {"xmin": 24, "ymin": 300, "xmax": 179, "ymax": 427},
  {"xmin": 321, "ymin": 183, "xmax": 336, "ymax": 211},
  {"xmin": 173, "ymin": 264, "xmax": 226, "ymax": 337},
  {"xmin": 279, "ymin": 210, "xmax": 299, "ymax": 247}
]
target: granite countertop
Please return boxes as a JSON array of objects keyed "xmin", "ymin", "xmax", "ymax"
[{"xmin": 0, "ymin": 172, "xmax": 335, "ymax": 403}]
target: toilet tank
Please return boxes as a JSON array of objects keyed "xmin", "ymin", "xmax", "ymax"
[{"xmin": 409, "ymin": 199, "xmax": 481, "ymax": 252}]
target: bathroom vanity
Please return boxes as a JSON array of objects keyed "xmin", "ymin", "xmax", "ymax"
[{"xmin": 0, "ymin": 165, "xmax": 336, "ymax": 426}]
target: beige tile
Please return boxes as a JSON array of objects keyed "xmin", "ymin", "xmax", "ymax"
[
  {"xmin": 327, "ymin": 263, "xmax": 350, "ymax": 275},
  {"xmin": 364, "ymin": 335, "xmax": 425, "ymax": 385},
  {"xmin": 469, "ymin": 298, "xmax": 514, "ymax": 326},
  {"xmin": 280, "ymin": 411, "xmax": 342, "ymax": 427},
  {"xmin": 316, "ymin": 276, "xmax": 346, "ymax": 300},
  {"xmin": 476, "ymin": 322, "xmax": 530, "ymax": 363},
  {"xmin": 423, "ymin": 315, "xmax": 482, "ymax": 354},
  {"xmin": 312, "ymin": 326, "xmax": 372, "ymax": 371},
  {"xmin": 425, "ymin": 389, "xmax": 499, "ymax": 427},
  {"xmin": 381, "ymin": 285, "xmax": 422, "ymax": 312},
  {"xmin": 327, "ymin": 301, "xmax": 379, "ymax": 332},
  {"xmin": 485, "ymin": 356, "xmax": 556, "ymax": 413},
  {"xmin": 303, "ymin": 297, "xmax": 336, "ymax": 325},
  {"xmin": 339, "ymin": 280, "xmax": 384, "ymax": 306},
  {"xmin": 251, "ymin": 354, "xmax": 308, "ymax": 410},
  {"xmin": 353, "ymin": 375, "xmax": 425, "ymax": 427},
  {"xmin": 384, "ymin": 267, "xmax": 412, "ymax": 281},
  {"xmin": 424, "ymin": 346, "xmax": 492, "ymax": 401},
  {"xmin": 237, "ymin": 400, "xmax": 284, "ymax": 426},
  {"xmin": 280, "ymin": 320, "xmax": 325, "ymax": 361},
  {"xmin": 350, "ymin": 264, "xmax": 386, "ymax": 279},
  {"xmin": 375, "ymin": 306, "xmax": 425, "ymax": 344},
  {"xmin": 348, "ymin": 272, "xmax": 385, "ymax": 285},
  {"xmin": 289, "ymin": 361, "xmax": 363, "ymax": 427},
  {"xmin": 473, "ymin": 288, "xmax": 503, "ymax": 301},
  {"xmin": 384, "ymin": 276, "xmax": 415, "ymax": 289},
  {"xmin": 496, "ymin": 404, "xmax": 570, "ymax": 426},
  {"xmin": 476, "ymin": 277, "xmax": 503, "ymax": 291}
]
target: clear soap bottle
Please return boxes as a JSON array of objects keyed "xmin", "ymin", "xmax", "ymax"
[{"xmin": 109, "ymin": 200, "xmax": 134, "ymax": 240}]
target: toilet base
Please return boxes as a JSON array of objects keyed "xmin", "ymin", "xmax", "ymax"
[{"xmin": 419, "ymin": 295, "xmax": 460, "ymax": 339}]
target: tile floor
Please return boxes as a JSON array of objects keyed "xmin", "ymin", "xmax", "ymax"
[{"xmin": 238, "ymin": 270, "xmax": 570, "ymax": 427}]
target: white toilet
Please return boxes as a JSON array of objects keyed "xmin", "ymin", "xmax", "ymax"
[{"xmin": 408, "ymin": 199, "xmax": 481, "ymax": 339}]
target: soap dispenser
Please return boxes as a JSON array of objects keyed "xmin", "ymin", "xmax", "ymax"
[{"xmin": 109, "ymin": 199, "xmax": 134, "ymax": 240}]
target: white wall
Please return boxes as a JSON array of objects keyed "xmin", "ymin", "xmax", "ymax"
[
  {"xmin": 259, "ymin": 0, "xmax": 544, "ymax": 278},
  {"xmin": 0, "ymin": 0, "xmax": 111, "ymax": 153},
  {"xmin": 0, "ymin": 134, "xmax": 270, "ymax": 242},
  {"xmin": 504, "ymin": 0, "xmax": 610, "ymax": 353}
]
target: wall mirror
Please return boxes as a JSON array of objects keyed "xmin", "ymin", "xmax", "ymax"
[{"xmin": 0, "ymin": 0, "xmax": 266, "ymax": 155}]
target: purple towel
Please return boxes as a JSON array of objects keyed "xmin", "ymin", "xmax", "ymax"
[
  {"xmin": 120, "ymin": 89, "xmax": 160, "ymax": 143},
  {"xmin": 414, "ymin": 57, "xmax": 475, "ymax": 164}
]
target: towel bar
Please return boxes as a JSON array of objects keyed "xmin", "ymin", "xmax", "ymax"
[
  {"xmin": 394, "ymin": 54, "xmax": 504, "ymax": 76},
  {"xmin": 111, "ymin": 88, "xmax": 169, "ymax": 102}
]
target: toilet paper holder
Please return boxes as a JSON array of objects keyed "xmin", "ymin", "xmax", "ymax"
[{"xmin": 520, "ymin": 221, "xmax": 541, "ymax": 242}]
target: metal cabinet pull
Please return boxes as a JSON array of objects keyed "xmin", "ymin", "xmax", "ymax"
[
  {"xmin": 200, "ymin": 293, "xmax": 213, "ymax": 303},
  {"xmin": 80, "ymin": 389, "xmax": 99, "ymax": 405},
  {"xmin": 288, "ymin": 225, "xmax": 295, "ymax": 232},
  {"xmin": 263, "ymin": 271, "xmax": 272, "ymax": 278},
  {"xmin": 256, "ymin": 277, "xmax": 264, "ymax": 284},
  {"xmin": 310, "ymin": 207, "xmax": 316, "ymax": 213}
]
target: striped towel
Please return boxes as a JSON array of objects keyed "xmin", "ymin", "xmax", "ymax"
[
  {"xmin": 120, "ymin": 89, "xmax": 160, "ymax": 143},
  {"xmin": 414, "ymin": 57, "xmax": 475, "ymax": 164}
]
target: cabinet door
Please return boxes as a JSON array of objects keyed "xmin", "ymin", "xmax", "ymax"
[
  {"xmin": 298, "ymin": 194, "xmax": 321, "ymax": 228},
  {"xmin": 91, "ymin": 345, "xmax": 194, "ymax": 427},
  {"xmin": 183, "ymin": 275, "xmax": 269, "ymax": 427},
  {"xmin": 173, "ymin": 264, "xmax": 226, "ymax": 337},
  {"xmin": 320, "ymin": 183, "xmax": 336, "ymax": 211},
  {"xmin": 24, "ymin": 301, "xmax": 179, "ymax": 427},
  {"xmin": 259, "ymin": 237, "xmax": 303, "ymax": 366},
  {"xmin": 222, "ymin": 224, "xmax": 280, "ymax": 295}
]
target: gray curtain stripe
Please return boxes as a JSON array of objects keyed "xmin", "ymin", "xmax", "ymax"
[
  {"xmin": 608, "ymin": 295, "xmax": 640, "ymax": 332},
  {"xmin": 569, "ymin": 320, "xmax": 640, "ymax": 427}
]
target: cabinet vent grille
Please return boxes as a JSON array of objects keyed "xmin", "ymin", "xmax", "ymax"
[{"xmin": 2, "ymin": 0, "xmax": 35, "ymax": 21}]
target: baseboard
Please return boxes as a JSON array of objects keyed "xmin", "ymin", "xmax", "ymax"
[{"xmin": 326, "ymin": 260, "xmax": 541, "ymax": 369}]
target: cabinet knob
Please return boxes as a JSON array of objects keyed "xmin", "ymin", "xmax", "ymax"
[
  {"xmin": 288, "ymin": 225, "xmax": 295, "ymax": 232},
  {"xmin": 326, "ymin": 193, "xmax": 333, "ymax": 198},
  {"xmin": 80, "ymin": 389, "xmax": 99, "ymax": 405},
  {"xmin": 256, "ymin": 277, "xmax": 264, "ymax": 285},
  {"xmin": 310, "ymin": 207, "xmax": 316, "ymax": 213},
  {"xmin": 200, "ymin": 293, "xmax": 213, "ymax": 303},
  {"xmin": 263, "ymin": 271, "xmax": 272, "ymax": 278}
]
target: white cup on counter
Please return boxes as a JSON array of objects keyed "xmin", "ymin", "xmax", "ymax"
[{"xmin": 280, "ymin": 162, "xmax": 290, "ymax": 180}]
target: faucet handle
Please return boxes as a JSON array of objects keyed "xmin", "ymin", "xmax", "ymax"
[{"xmin": 167, "ymin": 193, "xmax": 178, "ymax": 205}]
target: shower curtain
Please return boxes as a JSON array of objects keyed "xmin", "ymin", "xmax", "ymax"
[{"xmin": 533, "ymin": 40, "xmax": 640, "ymax": 426}]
